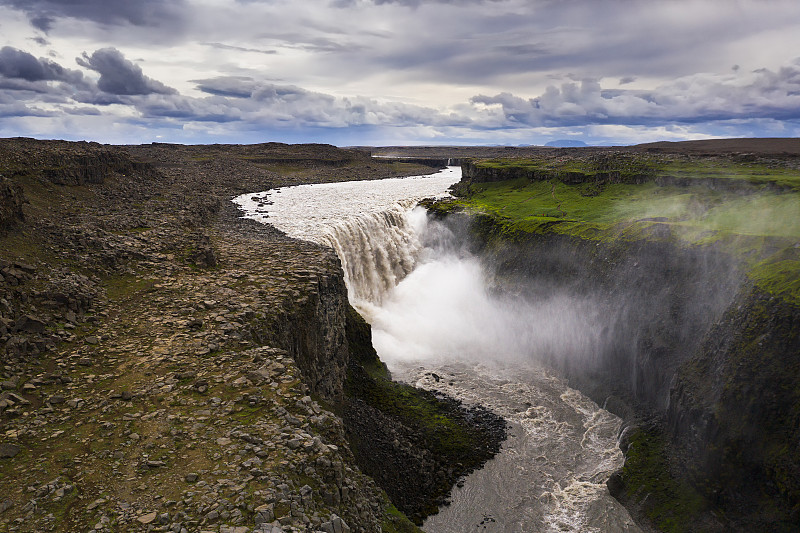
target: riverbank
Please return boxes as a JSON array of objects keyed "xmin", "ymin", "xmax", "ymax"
[
  {"xmin": 426, "ymin": 146, "xmax": 800, "ymax": 532},
  {"xmin": 0, "ymin": 138, "xmax": 448, "ymax": 532}
]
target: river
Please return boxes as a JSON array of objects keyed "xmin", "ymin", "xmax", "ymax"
[{"xmin": 233, "ymin": 167, "xmax": 641, "ymax": 532}]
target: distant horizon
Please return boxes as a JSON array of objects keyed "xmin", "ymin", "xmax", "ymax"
[{"xmin": 5, "ymin": 134, "xmax": 799, "ymax": 150}]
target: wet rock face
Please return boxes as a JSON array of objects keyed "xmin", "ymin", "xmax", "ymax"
[
  {"xmin": 668, "ymin": 287, "xmax": 800, "ymax": 529},
  {"xmin": 461, "ymin": 216, "xmax": 741, "ymax": 415},
  {"xmin": 446, "ymin": 208, "xmax": 799, "ymax": 531}
]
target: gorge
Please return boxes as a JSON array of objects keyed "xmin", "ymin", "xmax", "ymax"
[
  {"xmin": 238, "ymin": 149, "xmax": 800, "ymax": 532},
  {"xmin": 236, "ymin": 167, "xmax": 639, "ymax": 531},
  {"xmin": 0, "ymin": 138, "xmax": 798, "ymax": 533}
]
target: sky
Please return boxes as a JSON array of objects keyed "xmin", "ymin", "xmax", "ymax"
[{"xmin": 0, "ymin": 0, "xmax": 799, "ymax": 146}]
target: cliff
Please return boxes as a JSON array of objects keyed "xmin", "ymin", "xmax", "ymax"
[
  {"xmin": 429, "ymin": 150, "xmax": 800, "ymax": 531},
  {"xmin": 0, "ymin": 139, "xmax": 449, "ymax": 533}
]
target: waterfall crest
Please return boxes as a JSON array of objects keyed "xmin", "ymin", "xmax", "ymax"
[
  {"xmin": 315, "ymin": 202, "xmax": 421, "ymax": 306},
  {"xmin": 233, "ymin": 167, "xmax": 462, "ymax": 308}
]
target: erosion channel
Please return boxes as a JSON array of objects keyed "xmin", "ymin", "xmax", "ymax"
[{"xmin": 235, "ymin": 167, "xmax": 641, "ymax": 532}]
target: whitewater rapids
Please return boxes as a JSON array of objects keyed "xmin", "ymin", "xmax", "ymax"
[{"xmin": 234, "ymin": 167, "xmax": 641, "ymax": 532}]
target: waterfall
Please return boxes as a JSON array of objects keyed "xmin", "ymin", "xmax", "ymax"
[
  {"xmin": 314, "ymin": 202, "xmax": 421, "ymax": 306},
  {"xmin": 233, "ymin": 167, "xmax": 640, "ymax": 533},
  {"xmin": 232, "ymin": 166, "xmax": 462, "ymax": 308}
]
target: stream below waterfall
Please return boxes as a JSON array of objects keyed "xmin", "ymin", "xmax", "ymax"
[{"xmin": 234, "ymin": 167, "xmax": 641, "ymax": 532}]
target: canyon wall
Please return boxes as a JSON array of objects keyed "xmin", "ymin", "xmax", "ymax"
[{"xmin": 435, "ymin": 167, "xmax": 800, "ymax": 531}]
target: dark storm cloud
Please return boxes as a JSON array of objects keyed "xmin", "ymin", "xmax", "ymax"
[
  {"xmin": 0, "ymin": 46, "xmax": 83, "ymax": 83},
  {"xmin": 0, "ymin": 0, "xmax": 187, "ymax": 32},
  {"xmin": 136, "ymin": 76, "xmax": 465, "ymax": 130},
  {"xmin": 76, "ymin": 48, "xmax": 176, "ymax": 95}
]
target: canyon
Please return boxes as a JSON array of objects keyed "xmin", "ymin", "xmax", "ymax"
[{"xmin": 0, "ymin": 138, "xmax": 798, "ymax": 532}]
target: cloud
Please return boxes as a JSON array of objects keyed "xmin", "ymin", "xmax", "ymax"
[
  {"xmin": 0, "ymin": 0, "xmax": 187, "ymax": 32},
  {"xmin": 76, "ymin": 48, "xmax": 176, "ymax": 96},
  {"xmin": 202, "ymin": 43, "xmax": 277, "ymax": 55},
  {"xmin": 470, "ymin": 64, "xmax": 800, "ymax": 128},
  {"xmin": 0, "ymin": 46, "xmax": 83, "ymax": 83},
  {"xmin": 195, "ymin": 77, "xmax": 260, "ymax": 98}
]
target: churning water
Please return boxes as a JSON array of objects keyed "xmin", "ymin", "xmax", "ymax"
[{"xmin": 234, "ymin": 167, "xmax": 641, "ymax": 532}]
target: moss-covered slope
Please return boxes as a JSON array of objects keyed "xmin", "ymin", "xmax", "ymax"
[{"xmin": 449, "ymin": 153, "xmax": 800, "ymax": 306}]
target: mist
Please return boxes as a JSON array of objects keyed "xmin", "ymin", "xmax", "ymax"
[{"xmin": 367, "ymin": 208, "xmax": 605, "ymax": 374}]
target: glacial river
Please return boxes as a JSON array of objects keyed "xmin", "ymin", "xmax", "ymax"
[{"xmin": 234, "ymin": 167, "xmax": 641, "ymax": 532}]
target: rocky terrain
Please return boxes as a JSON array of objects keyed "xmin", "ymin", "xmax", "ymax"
[{"xmin": 0, "ymin": 138, "xmax": 453, "ymax": 533}]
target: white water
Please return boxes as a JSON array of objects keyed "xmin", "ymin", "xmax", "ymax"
[{"xmin": 234, "ymin": 167, "xmax": 641, "ymax": 533}]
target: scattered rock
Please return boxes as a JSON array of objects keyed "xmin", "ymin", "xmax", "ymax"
[
  {"xmin": 0, "ymin": 444, "xmax": 21, "ymax": 459},
  {"xmin": 137, "ymin": 511, "xmax": 157, "ymax": 524},
  {"xmin": 15, "ymin": 315, "xmax": 47, "ymax": 334}
]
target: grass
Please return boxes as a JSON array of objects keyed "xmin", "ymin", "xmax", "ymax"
[
  {"xmin": 659, "ymin": 159, "xmax": 800, "ymax": 190},
  {"xmin": 449, "ymin": 156, "xmax": 800, "ymax": 304},
  {"xmin": 471, "ymin": 154, "xmax": 800, "ymax": 190},
  {"xmin": 103, "ymin": 274, "xmax": 156, "ymax": 301},
  {"xmin": 382, "ymin": 503, "xmax": 424, "ymax": 533}
]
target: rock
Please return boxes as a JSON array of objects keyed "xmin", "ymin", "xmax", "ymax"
[
  {"xmin": 254, "ymin": 503, "xmax": 274, "ymax": 525},
  {"xmin": 137, "ymin": 512, "xmax": 157, "ymax": 524},
  {"xmin": 321, "ymin": 514, "xmax": 350, "ymax": 533},
  {"xmin": 86, "ymin": 498, "xmax": 105, "ymax": 511},
  {"xmin": 1, "ymin": 381, "xmax": 16, "ymax": 391},
  {"xmin": 85, "ymin": 336, "xmax": 100, "ymax": 345},
  {"xmin": 66, "ymin": 398, "xmax": 84, "ymax": 409},
  {"xmin": 15, "ymin": 315, "xmax": 46, "ymax": 334},
  {"xmin": 1, "ymin": 443, "xmax": 22, "ymax": 459},
  {"xmin": 48, "ymin": 395, "xmax": 65, "ymax": 405}
]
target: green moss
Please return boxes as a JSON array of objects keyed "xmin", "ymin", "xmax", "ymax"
[
  {"xmin": 748, "ymin": 249, "xmax": 800, "ymax": 306},
  {"xmin": 448, "ymin": 155, "xmax": 800, "ymax": 304},
  {"xmin": 346, "ymin": 369, "xmax": 479, "ymax": 458},
  {"xmin": 103, "ymin": 275, "xmax": 155, "ymax": 301},
  {"xmin": 622, "ymin": 427, "xmax": 710, "ymax": 532},
  {"xmin": 382, "ymin": 503, "xmax": 424, "ymax": 533}
]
